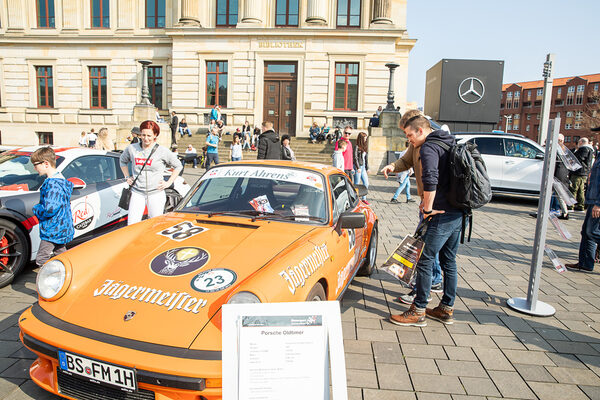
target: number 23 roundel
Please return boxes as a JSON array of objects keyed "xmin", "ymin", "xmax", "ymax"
[{"xmin": 191, "ymin": 269, "xmax": 237, "ymax": 293}]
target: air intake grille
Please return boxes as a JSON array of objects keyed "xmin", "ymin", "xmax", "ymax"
[{"xmin": 57, "ymin": 369, "xmax": 155, "ymax": 400}]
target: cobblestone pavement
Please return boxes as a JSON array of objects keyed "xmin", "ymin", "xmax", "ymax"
[{"xmin": 2, "ymin": 173, "xmax": 600, "ymax": 399}]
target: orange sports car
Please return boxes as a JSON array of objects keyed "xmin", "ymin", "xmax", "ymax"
[{"xmin": 19, "ymin": 161, "xmax": 378, "ymax": 400}]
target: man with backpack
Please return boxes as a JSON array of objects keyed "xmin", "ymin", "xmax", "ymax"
[{"xmin": 386, "ymin": 112, "xmax": 464, "ymax": 326}]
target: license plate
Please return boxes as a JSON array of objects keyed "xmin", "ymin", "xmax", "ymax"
[{"xmin": 58, "ymin": 350, "xmax": 137, "ymax": 392}]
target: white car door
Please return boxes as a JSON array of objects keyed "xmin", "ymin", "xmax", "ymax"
[
  {"xmin": 502, "ymin": 138, "xmax": 544, "ymax": 192},
  {"xmin": 471, "ymin": 137, "xmax": 505, "ymax": 189}
]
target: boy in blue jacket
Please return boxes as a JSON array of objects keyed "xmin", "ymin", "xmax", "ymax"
[{"xmin": 31, "ymin": 147, "xmax": 74, "ymax": 267}]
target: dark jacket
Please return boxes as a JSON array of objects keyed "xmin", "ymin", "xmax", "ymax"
[
  {"xmin": 420, "ymin": 129, "xmax": 460, "ymax": 212},
  {"xmin": 257, "ymin": 130, "xmax": 282, "ymax": 160},
  {"xmin": 572, "ymin": 145, "xmax": 595, "ymax": 176},
  {"xmin": 353, "ymin": 147, "xmax": 369, "ymax": 171},
  {"xmin": 33, "ymin": 173, "xmax": 74, "ymax": 245},
  {"xmin": 554, "ymin": 158, "xmax": 569, "ymax": 186},
  {"xmin": 281, "ymin": 146, "xmax": 293, "ymax": 161},
  {"xmin": 170, "ymin": 115, "xmax": 178, "ymax": 131}
]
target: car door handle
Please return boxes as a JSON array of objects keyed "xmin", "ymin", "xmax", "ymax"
[{"xmin": 505, "ymin": 160, "xmax": 516, "ymax": 164}]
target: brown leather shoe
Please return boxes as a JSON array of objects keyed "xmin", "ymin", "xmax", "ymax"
[
  {"xmin": 565, "ymin": 263, "xmax": 593, "ymax": 273},
  {"xmin": 389, "ymin": 304, "xmax": 426, "ymax": 327},
  {"xmin": 426, "ymin": 304, "xmax": 454, "ymax": 325}
]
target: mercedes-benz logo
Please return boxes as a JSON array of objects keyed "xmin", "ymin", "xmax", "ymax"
[{"xmin": 458, "ymin": 77, "xmax": 485, "ymax": 104}]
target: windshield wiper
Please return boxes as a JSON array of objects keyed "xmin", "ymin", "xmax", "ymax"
[
  {"xmin": 252, "ymin": 214, "xmax": 325, "ymax": 222},
  {"xmin": 207, "ymin": 210, "xmax": 264, "ymax": 219}
]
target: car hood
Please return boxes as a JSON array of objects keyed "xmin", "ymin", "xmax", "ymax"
[{"xmin": 41, "ymin": 213, "xmax": 316, "ymax": 349}]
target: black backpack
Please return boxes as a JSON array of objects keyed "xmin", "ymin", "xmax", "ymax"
[{"xmin": 428, "ymin": 139, "xmax": 492, "ymax": 242}]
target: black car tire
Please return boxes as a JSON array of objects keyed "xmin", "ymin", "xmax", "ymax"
[
  {"xmin": 164, "ymin": 188, "xmax": 183, "ymax": 213},
  {"xmin": 357, "ymin": 224, "xmax": 378, "ymax": 276},
  {"xmin": 0, "ymin": 219, "xmax": 30, "ymax": 289},
  {"xmin": 305, "ymin": 282, "xmax": 326, "ymax": 301}
]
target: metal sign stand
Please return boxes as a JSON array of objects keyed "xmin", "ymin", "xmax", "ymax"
[{"xmin": 507, "ymin": 54, "xmax": 557, "ymax": 317}]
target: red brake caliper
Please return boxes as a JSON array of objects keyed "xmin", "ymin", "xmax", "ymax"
[{"xmin": 0, "ymin": 235, "xmax": 8, "ymax": 271}]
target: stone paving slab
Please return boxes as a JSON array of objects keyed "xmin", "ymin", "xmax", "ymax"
[{"xmin": 2, "ymin": 175, "xmax": 600, "ymax": 398}]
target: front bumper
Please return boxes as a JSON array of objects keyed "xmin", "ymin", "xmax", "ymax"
[{"xmin": 19, "ymin": 305, "xmax": 223, "ymax": 400}]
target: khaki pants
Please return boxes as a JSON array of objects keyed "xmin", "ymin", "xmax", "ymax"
[{"xmin": 570, "ymin": 175, "xmax": 587, "ymax": 210}]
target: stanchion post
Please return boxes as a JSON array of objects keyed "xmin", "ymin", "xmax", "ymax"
[{"xmin": 507, "ymin": 54, "xmax": 558, "ymax": 317}]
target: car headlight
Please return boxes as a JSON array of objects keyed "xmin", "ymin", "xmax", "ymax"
[
  {"xmin": 36, "ymin": 260, "xmax": 69, "ymax": 300},
  {"xmin": 227, "ymin": 291, "xmax": 261, "ymax": 304}
]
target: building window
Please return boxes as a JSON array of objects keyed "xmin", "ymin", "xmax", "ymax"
[
  {"xmin": 89, "ymin": 66, "xmax": 107, "ymax": 109},
  {"xmin": 36, "ymin": 66, "xmax": 54, "ymax": 108},
  {"xmin": 275, "ymin": 0, "xmax": 299, "ymax": 26},
  {"xmin": 506, "ymin": 100, "xmax": 512, "ymax": 109},
  {"xmin": 527, "ymin": 90, "xmax": 531, "ymax": 99},
  {"xmin": 575, "ymin": 94, "xmax": 583, "ymax": 105},
  {"xmin": 334, "ymin": 62, "xmax": 359, "ymax": 111},
  {"xmin": 568, "ymin": 86, "xmax": 575, "ymax": 93},
  {"xmin": 574, "ymin": 123, "xmax": 582, "ymax": 130},
  {"xmin": 216, "ymin": 0, "xmax": 238, "ymax": 27},
  {"xmin": 565, "ymin": 123, "xmax": 572, "ymax": 129},
  {"xmin": 507, "ymin": 124, "xmax": 512, "ymax": 131},
  {"xmin": 506, "ymin": 92, "xmax": 512, "ymax": 99},
  {"xmin": 556, "ymin": 112, "xmax": 561, "ymax": 118},
  {"xmin": 594, "ymin": 84, "xmax": 599, "ymax": 92},
  {"xmin": 513, "ymin": 99, "xmax": 519, "ymax": 108},
  {"xmin": 146, "ymin": 0, "xmax": 165, "ymax": 28},
  {"xmin": 148, "ymin": 66, "xmax": 163, "ymax": 110},
  {"xmin": 577, "ymin": 84, "xmax": 585, "ymax": 93},
  {"xmin": 337, "ymin": 0, "xmax": 361, "ymax": 27},
  {"xmin": 537, "ymin": 114, "xmax": 540, "ymax": 120},
  {"xmin": 566, "ymin": 111, "xmax": 573, "ymax": 117},
  {"xmin": 527, "ymin": 114, "xmax": 531, "ymax": 120},
  {"xmin": 206, "ymin": 61, "xmax": 228, "ymax": 107},
  {"xmin": 573, "ymin": 136, "xmax": 580, "ymax": 142},
  {"xmin": 575, "ymin": 111, "xmax": 583, "ymax": 120},
  {"xmin": 91, "ymin": 0, "xmax": 110, "ymax": 28},
  {"xmin": 37, "ymin": 132, "xmax": 53, "ymax": 145},
  {"xmin": 526, "ymin": 125, "xmax": 530, "ymax": 132},
  {"xmin": 557, "ymin": 88, "xmax": 561, "ymax": 96},
  {"xmin": 514, "ymin": 91, "xmax": 520, "ymax": 98},
  {"xmin": 565, "ymin": 136, "xmax": 571, "ymax": 143},
  {"xmin": 536, "ymin": 89, "xmax": 543, "ymax": 96},
  {"xmin": 566, "ymin": 95, "xmax": 573, "ymax": 105},
  {"xmin": 37, "ymin": 0, "xmax": 55, "ymax": 28},
  {"xmin": 514, "ymin": 114, "xmax": 519, "ymax": 120}
]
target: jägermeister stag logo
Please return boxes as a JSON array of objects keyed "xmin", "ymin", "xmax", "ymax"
[{"xmin": 150, "ymin": 247, "xmax": 210, "ymax": 277}]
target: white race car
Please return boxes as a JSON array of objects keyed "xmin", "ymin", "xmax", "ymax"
[{"xmin": 0, "ymin": 146, "xmax": 190, "ymax": 287}]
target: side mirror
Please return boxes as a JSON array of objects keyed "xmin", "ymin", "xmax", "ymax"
[
  {"xmin": 355, "ymin": 184, "xmax": 368, "ymax": 197},
  {"xmin": 67, "ymin": 177, "xmax": 87, "ymax": 190},
  {"xmin": 535, "ymin": 153, "xmax": 544, "ymax": 160},
  {"xmin": 336, "ymin": 211, "xmax": 365, "ymax": 234}
]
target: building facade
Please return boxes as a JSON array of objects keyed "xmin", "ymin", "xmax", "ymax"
[
  {"xmin": 0, "ymin": 0, "xmax": 414, "ymax": 147},
  {"xmin": 499, "ymin": 74, "xmax": 600, "ymax": 146}
]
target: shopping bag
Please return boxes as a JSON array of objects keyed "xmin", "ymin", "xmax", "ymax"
[{"xmin": 381, "ymin": 234, "xmax": 425, "ymax": 287}]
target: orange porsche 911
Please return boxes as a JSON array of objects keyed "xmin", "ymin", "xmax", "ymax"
[{"xmin": 19, "ymin": 161, "xmax": 378, "ymax": 400}]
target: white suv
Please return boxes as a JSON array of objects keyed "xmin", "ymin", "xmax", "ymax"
[{"xmin": 455, "ymin": 133, "xmax": 545, "ymax": 195}]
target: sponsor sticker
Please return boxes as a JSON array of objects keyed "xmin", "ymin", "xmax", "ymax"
[
  {"xmin": 158, "ymin": 221, "xmax": 208, "ymax": 241},
  {"xmin": 199, "ymin": 166, "xmax": 325, "ymax": 191},
  {"xmin": 150, "ymin": 247, "xmax": 210, "ymax": 277},
  {"xmin": 191, "ymin": 268, "xmax": 237, "ymax": 293},
  {"xmin": 279, "ymin": 244, "xmax": 330, "ymax": 295},
  {"xmin": 72, "ymin": 199, "xmax": 94, "ymax": 230}
]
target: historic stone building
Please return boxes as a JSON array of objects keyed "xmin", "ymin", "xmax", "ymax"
[{"xmin": 0, "ymin": 0, "xmax": 413, "ymax": 147}]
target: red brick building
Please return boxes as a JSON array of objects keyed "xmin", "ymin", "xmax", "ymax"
[{"xmin": 499, "ymin": 74, "xmax": 600, "ymax": 147}]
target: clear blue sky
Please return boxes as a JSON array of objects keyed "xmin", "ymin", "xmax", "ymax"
[{"xmin": 406, "ymin": 0, "xmax": 600, "ymax": 107}]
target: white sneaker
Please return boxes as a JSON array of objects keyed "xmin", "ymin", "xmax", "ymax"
[{"xmin": 397, "ymin": 290, "xmax": 432, "ymax": 305}]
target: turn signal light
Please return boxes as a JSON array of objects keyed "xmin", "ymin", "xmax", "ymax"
[{"xmin": 205, "ymin": 378, "xmax": 221, "ymax": 388}]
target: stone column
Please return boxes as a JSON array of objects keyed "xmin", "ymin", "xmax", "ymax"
[
  {"xmin": 117, "ymin": 0, "xmax": 135, "ymax": 30},
  {"xmin": 241, "ymin": 0, "xmax": 263, "ymax": 23},
  {"xmin": 61, "ymin": 0, "xmax": 79, "ymax": 31},
  {"xmin": 179, "ymin": 0, "xmax": 201, "ymax": 26},
  {"xmin": 371, "ymin": 0, "xmax": 392, "ymax": 24},
  {"xmin": 306, "ymin": 0, "xmax": 327, "ymax": 24},
  {"xmin": 6, "ymin": 0, "xmax": 25, "ymax": 30}
]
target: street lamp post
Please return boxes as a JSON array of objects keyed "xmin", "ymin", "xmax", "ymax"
[
  {"xmin": 138, "ymin": 60, "xmax": 152, "ymax": 106},
  {"xmin": 384, "ymin": 63, "xmax": 400, "ymax": 112}
]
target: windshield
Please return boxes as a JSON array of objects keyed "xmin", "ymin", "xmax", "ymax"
[
  {"xmin": 0, "ymin": 152, "xmax": 65, "ymax": 191},
  {"xmin": 179, "ymin": 165, "xmax": 328, "ymax": 223}
]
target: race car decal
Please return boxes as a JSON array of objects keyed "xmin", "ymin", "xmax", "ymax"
[
  {"xmin": 279, "ymin": 244, "xmax": 330, "ymax": 295},
  {"xmin": 200, "ymin": 166, "xmax": 325, "ymax": 191},
  {"xmin": 348, "ymin": 229, "xmax": 356, "ymax": 252},
  {"xmin": 93, "ymin": 279, "xmax": 207, "ymax": 313},
  {"xmin": 150, "ymin": 247, "xmax": 210, "ymax": 277},
  {"xmin": 191, "ymin": 268, "xmax": 237, "ymax": 293},
  {"xmin": 336, "ymin": 258, "xmax": 355, "ymax": 296},
  {"xmin": 158, "ymin": 221, "xmax": 208, "ymax": 241},
  {"xmin": 72, "ymin": 198, "xmax": 94, "ymax": 230}
]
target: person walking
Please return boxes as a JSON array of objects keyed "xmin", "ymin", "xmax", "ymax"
[
  {"xmin": 353, "ymin": 131, "xmax": 370, "ymax": 204},
  {"xmin": 31, "ymin": 147, "xmax": 74, "ymax": 267},
  {"xmin": 335, "ymin": 126, "xmax": 354, "ymax": 178},
  {"xmin": 169, "ymin": 111, "xmax": 179, "ymax": 146},
  {"xmin": 257, "ymin": 121, "xmax": 281, "ymax": 160},
  {"xmin": 205, "ymin": 127, "xmax": 221, "ymax": 169},
  {"xmin": 230, "ymin": 136, "xmax": 243, "ymax": 161},
  {"xmin": 382, "ymin": 111, "xmax": 460, "ymax": 326},
  {"xmin": 86, "ymin": 129, "xmax": 97, "ymax": 148},
  {"xmin": 94, "ymin": 127, "xmax": 113, "ymax": 151},
  {"xmin": 566, "ymin": 155, "xmax": 600, "ymax": 272},
  {"xmin": 281, "ymin": 134, "xmax": 296, "ymax": 161},
  {"xmin": 78, "ymin": 131, "xmax": 87, "ymax": 147},
  {"xmin": 390, "ymin": 149, "xmax": 415, "ymax": 203},
  {"xmin": 119, "ymin": 120, "xmax": 182, "ymax": 225},
  {"xmin": 570, "ymin": 137, "xmax": 595, "ymax": 211}
]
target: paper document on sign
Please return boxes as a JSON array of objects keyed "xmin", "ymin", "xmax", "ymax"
[
  {"xmin": 553, "ymin": 178, "xmax": 577, "ymax": 207},
  {"xmin": 544, "ymin": 246, "xmax": 566, "ymax": 273},
  {"xmin": 549, "ymin": 213, "xmax": 572, "ymax": 240},
  {"xmin": 237, "ymin": 315, "xmax": 327, "ymax": 400},
  {"xmin": 557, "ymin": 144, "xmax": 582, "ymax": 172}
]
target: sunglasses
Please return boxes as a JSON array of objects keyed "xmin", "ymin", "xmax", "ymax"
[
  {"xmin": 344, "ymin": 132, "xmax": 351, "ymax": 135},
  {"xmin": 33, "ymin": 161, "xmax": 44, "ymax": 166}
]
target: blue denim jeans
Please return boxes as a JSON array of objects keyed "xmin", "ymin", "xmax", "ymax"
[
  {"xmin": 414, "ymin": 211, "xmax": 463, "ymax": 309},
  {"xmin": 578, "ymin": 207, "xmax": 598, "ymax": 271},
  {"xmin": 393, "ymin": 176, "xmax": 411, "ymax": 200},
  {"xmin": 418, "ymin": 211, "xmax": 442, "ymax": 286},
  {"xmin": 354, "ymin": 165, "xmax": 369, "ymax": 200}
]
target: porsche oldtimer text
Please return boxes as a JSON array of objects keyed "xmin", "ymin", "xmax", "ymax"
[{"xmin": 19, "ymin": 160, "xmax": 378, "ymax": 400}]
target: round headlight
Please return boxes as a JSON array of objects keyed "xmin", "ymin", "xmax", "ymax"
[
  {"xmin": 36, "ymin": 260, "xmax": 67, "ymax": 300},
  {"xmin": 227, "ymin": 291, "xmax": 261, "ymax": 304}
]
